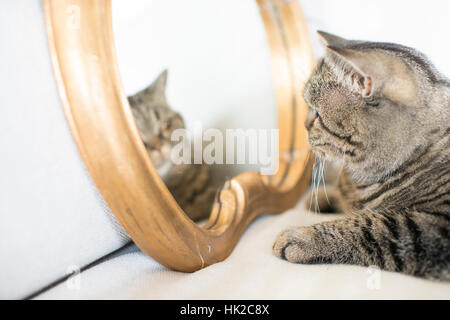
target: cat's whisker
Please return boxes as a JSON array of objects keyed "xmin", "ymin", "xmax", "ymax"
[
  {"xmin": 320, "ymin": 158, "xmax": 330, "ymax": 205},
  {"xmin": 309, "ymin": 159, "xmax": 317, "ymax": 213},
  {"xmin": 313, "ymin": 158, "xmax": 321, "ymax": 214}
]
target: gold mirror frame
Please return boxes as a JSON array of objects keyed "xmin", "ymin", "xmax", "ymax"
[{"xmin": 43, "ymin": 0, "xmax": 315, "ymax": 272}]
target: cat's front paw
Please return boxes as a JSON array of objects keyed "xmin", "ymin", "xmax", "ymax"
[{"xmin": 273, "ymin": 227, "xmax": 315, "ymax": 263}]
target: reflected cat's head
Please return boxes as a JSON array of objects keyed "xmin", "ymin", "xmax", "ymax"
[{"xmin": 128, "ymin": 69, "xmax": 185, "ymax": 169}]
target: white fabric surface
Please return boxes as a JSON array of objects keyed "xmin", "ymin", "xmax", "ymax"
[
  {"xmin": 37, "ymin": 196, "xmax": 450, "ymax": 300},
  {"xmin": 0, "ymin": 1, "xmax": 129, "ymax": 299}
]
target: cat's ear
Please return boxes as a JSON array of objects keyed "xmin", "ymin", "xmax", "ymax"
[
  {"xmin": 317, "ymin": 31, "xmax": 350, "ymax": 48},
  {"xmin": 328, "ymin": 46, "xmax": 418, "ymax": 104},
  {"xmin": 146, "ymin": 69, "xmax": 168, "ymax": 98},
  {"xmin": 327, "ymin": 46, "xmax": 374, "ymax": 97}
]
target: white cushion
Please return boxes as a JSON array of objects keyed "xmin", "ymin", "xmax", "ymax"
[{"xmin": 36, "ymin": 196, "xmax": 450, "ymax": 299}]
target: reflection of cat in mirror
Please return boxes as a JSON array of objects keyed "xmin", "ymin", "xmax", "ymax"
[{"xmin": 128, "ymin": 70, "xmax": 216, "ymax": 221}]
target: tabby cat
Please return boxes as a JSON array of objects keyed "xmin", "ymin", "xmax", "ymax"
[
  {"xmin": 128, "ymin": 70, "xmax": 217, "ymax": 221},
  {"xmin": 273, "ymin": 31, "xmax": 450, "ymax": 280}
]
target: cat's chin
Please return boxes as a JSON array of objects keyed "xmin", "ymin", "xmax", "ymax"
[
  {"xmin": 310, "ymin": 145, "xmax": 337, "ymax": 161},
  {"xmin": 310, "ymin": 146, "xmax": 324, "ymax": 157}
]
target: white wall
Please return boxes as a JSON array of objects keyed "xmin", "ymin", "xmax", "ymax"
[{"xmin": 302, "ymin": 0, "xmax": 450, "ymax": 76}]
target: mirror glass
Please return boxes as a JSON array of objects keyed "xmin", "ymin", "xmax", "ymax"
[{"xmin": 112, "ymin": 0, "xmax": 277, "ymax": 221}]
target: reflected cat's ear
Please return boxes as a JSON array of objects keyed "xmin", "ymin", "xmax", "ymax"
[
  {"xmin": 317, "ymin": 31, "xmax": 350, "ymax": 47},
  {"xmin": 327, "ymin": 46, "xmax": 373, "ymax": 97},
  {"xmin": 146, "ymin": 69, "xmax": 168, "ymax": 99},
  {"xmin": 128, "ymin": 69, "xmax": 169, "ymax": 106}
]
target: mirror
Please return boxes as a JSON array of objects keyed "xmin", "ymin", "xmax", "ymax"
[
  {"xmin": 112, "ymin": 0, "xmax": 278, "ymax": 221},
  {"xmin": 44, "ymin": 0, "xmax": 314, "ymax": 272}
]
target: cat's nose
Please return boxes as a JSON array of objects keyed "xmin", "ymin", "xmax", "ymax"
[
  {"xmin": 144, "ymin": 140, "xmax": 162, "ymax": 151},
  {"xmin": 152, "ymin": 141, "xmax": 162, "ymax": 151}
]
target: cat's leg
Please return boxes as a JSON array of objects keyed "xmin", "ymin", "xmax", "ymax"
[
  {"xmin": 304, "ymin": 186, "xmax": 343, "ymax": 213},
  {"xmin": 273, "ymin": 212, "xmax": 450, "ymax": 280}
]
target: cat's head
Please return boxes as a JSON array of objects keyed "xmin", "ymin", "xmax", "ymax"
[
  {"xmin": 128, "ymin": 70, "xmax": 184, "ymax": 169},
  {"xmin": 304, "ymin": 31, "xmax": 449, "ymax": 181}
]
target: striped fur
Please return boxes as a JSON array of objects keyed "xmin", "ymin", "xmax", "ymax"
[
  {"xmin": 273, "ymin": 32, "xmax": 450, "ymax": 280},
  {"xmin": 128, "ymin": 70, "xmax": 216, "ymax": 221}
]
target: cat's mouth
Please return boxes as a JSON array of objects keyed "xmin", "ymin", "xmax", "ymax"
[
  {"xmin": 309, "ymin": 142, "xmax": 328, "ymax": 158},
  {"xmin": 310, "ymin": 140, "xmax": 351, "ymax": 159}
]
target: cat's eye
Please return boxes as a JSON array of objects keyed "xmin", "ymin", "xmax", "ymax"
[
  {"xmin": 165, "ymin": 119, "xmax": 171, "ymax": 128},
  {"xmin": 315, "ymin": 111, "xmax": 320, "ymax": 117},
  {"xmin": 365, "ymin": 96, "xmax": 380, "ymax": 107}
]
